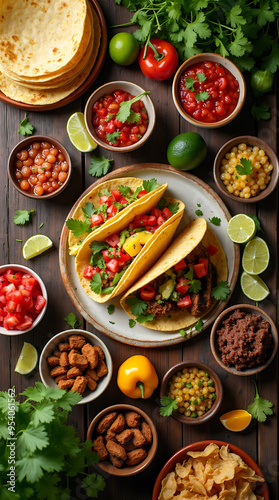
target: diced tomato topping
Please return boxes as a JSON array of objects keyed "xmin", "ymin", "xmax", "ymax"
[
  {"xmin": 6, "ymin": 290, "xmax": 22, "ymax": 304},
  {"xmin": 193, "ymin": 262, "xmax": 207, "ymax": 278},
  {"xmin": 119, "ymin": 197, "xmax": 128, "ymax": 205},
  {"xmin": 140, "ymin": 284, "xmax": 156, "ymax": 301},
  {"xmin": 83, "ymin": 265, "xmax": 95, "ymax": 279},
  {"xmin": 110, "ymin": 189, "xmax": 122, "ymax": 201},
  {"xmin": 137, "ymin": 189, "xmax": 148, "ymax": 198},
  {"xmin": 161, "ymin": 207, "xmax": 173, "ymax": 220},
  {"xmin": 107, "ymin": 204, "xmax": 117, "ymax": 219},
  {"xmin": 22, "ymin": 277, "xmax": 36, "ymax": 291},
  {"xmin": 147, "ymin": 215, "xmax": 157, "ymax": 225},
  {"xmin": 174, "ymin": 259, "xmax": 187, "ymax": 271},
  {"xmin": 90, "ymin": 214, "xmax": 104, "ymax": 227},
  {"xmin": 4, "ymin": 315, "xmax": 21, "ymax": 329},
  {"xmin": 16, "ymin": 313, "xmax": 33, "ymax": 331},
  {"xmin": 5, "ymin": 271, "xmax": 22, "ymax": 286},
  {"xmin": 151, "ymin": 208, "xmax": 161, "ymax": 218},
  {"xmin": 106, "ymin": 259, "xmax": 119, "ymax": 273},
  {"xmin": 102, "ymin": 249, "xmax": 115, "ymax": 262},
  {"xmin": 150, "ymin": 225, "xmax": 159, "ymax": 234},
  {"xmin": 176, "ymin": 278, "xmax": 190, "ymax": 295},
  {"xmin": 99, "ymin": 195, "xmax": 114, "ymax": 206},
  {"xmin": 2, "ymin": 283, "xmax": 16, "ymax": 295},
  {"xmin": 106, "ymin": 234, "xmax": 120, "ymax": 248},
  {"xmin": 207, "ymin": 244, "xmax": 219, "ymax": 256},
  {"xmin": 0, "ymin": 295, "xmax": 6, "ymax": 306},
  {"xmin": 177, "ymin": 294, "xmax": 192, "ymax": 308},
  {"xmin": 157, "ymin": 215, "xmax": 166, "ymax": 226},
  {"xmin": 34, "ymin": 295, "xmax": 47, "ymax": 313},
  {"xmin": 198, "ymin": 258, "xmax": 208, "ymax": 274},
  {"xmin": 7, "ymin": 300, "xmax": 17, "ymax": 313}
]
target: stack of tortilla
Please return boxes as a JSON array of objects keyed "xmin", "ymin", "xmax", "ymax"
[{"xmin": 0, "ymin": 0, "xmax": 101, "ymax": 105}]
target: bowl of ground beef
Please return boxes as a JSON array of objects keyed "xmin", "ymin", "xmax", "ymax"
[{"xmin": 210, "ymin": 304, "xmax": 278, "ymax": 376}]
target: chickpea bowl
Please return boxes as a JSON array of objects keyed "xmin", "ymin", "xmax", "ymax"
[
  {"xmin": 160, "ymin": 361, "xmax": 223, "ymax": 425},
  {"xmin": 8, "ymin": 135, "xmax": 72, "ymax": 199},
  {"xmin": 213, "ymin": 135, "xmax": 279, "ymax": 203}
]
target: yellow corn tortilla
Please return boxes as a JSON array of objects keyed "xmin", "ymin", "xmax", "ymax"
[
  {"xmin": 68, "ymin": 178, "xmax": 168, "ymax": 255},
  {"xmin": 120, "ymin": 218, "xmax": 228, "ymax": 331},
  {"xmin": 75, "ymin": 196, "xmax": 185, "ymax": 303}
]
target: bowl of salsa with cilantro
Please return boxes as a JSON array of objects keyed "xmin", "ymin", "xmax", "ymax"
[
  {"xmin": 172, "ymin": 53, "xmax": 245, "ymax": 129},
  {"xmin": 84, "ymin": 81, "xmax": 156, "ymax": 152}
]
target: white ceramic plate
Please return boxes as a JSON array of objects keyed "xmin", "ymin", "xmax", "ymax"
[{"xmin": 59, "ymin": 164, "xmax": 240, "ymax": 347}]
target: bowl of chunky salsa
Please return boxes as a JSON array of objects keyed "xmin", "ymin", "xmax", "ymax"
[
  {"xmin": 84, "ymin": 81, "xmax": 156, "ymax": 152},
  {"xmin": 172, "ymin": 53, "xmax": 245, "ymax": 128}
]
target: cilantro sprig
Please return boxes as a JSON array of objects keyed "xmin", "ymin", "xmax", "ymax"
[
  {"xmin": 184, "ymin": 267, "xmax": 201, "ymax": 294},
  {"xmin": 235, "ymin": 158, "xmax": 253, "ymax": 176},
  {"xmin": 159, "ymin": 395, "xmax": 178, "ymax": 417},
  {"xmin": 211, "ymin": 281, "xmax": 230, "ymax": 301},
  {"xmin": 64, "ymin": 312, "xmax": 81, "ymax": 329},
  {"xmin": 18, "ymin": 113, "xmax": 34, "ymax": 136},
  {"xmin": 247, "ymin": 380, "xmax": 273, "ymax": 423},
  {"xmin": 125, "ymin": 295, "xmax": 154, "ymax": 323},
  {"xmin": 185, "ymin": 72, "xmax": 209, "ymax": 102},
  {"xmin": 116, "ymin": 92, "xmax": 150, "ymax": 123},
  {"xmin": 14, "ymin": 209, "xmax": 35, "ymax": 225},
  {"xmin": 88, "ymin": 155, "xmax": 113, "ymax": 178}
]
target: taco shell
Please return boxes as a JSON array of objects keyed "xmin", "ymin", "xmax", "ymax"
[
  {"xmin": 120, "ymin": 218, "xmax": 228, "ymax": 331},
  {"xmin": 75, "ymin": 196, "xmax": 185, "ymax": 303},
  {"xmin": 68, "ymin": 178, "xmax": 167, "ymax": 255}
]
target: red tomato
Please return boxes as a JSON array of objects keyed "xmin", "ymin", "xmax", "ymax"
[
  {"xmin": 140, "ymin": 284, "xmax": 156, "ymax": 301},
  {"xmin": 107, "ymin": 204, "xmax": 117, "ymax": 218},
  {"xmin": 161, "ymin": 207, "xmax": 173, "ymax": 220},
  {"xmin": 90, "ymin": 214, "xmax": 104, "ymax": 227},
  {"xmin": 34, "ymin": 295, "xmax": 46, "ymax": 313},
  {"xmin": 207, "ymin": 244, "xmax": 219, "ymax": 256},
  {"xmin": 198, "ymin": 258, "xmax": 208, "ymax": 274},
  {"xmin": 106, "ymin": 234, "xmax": 120, "ymax": 248},
  {"xmin": 111, "ymin": 189, "xmax": 122, "ymax": 201},
  {"xmin": 119, "ymin": 197, "xmax": 128, "ymax": 205},
  {"xmin": 106, "ymin": 259, "xmax": 119, "ymax": 273},
  {"xmin": 102, "ymin": 249, "xmax": 116, "ymax": 262},
  {"xmin": 137, "ymin": 189, "xmax": 148, "ymax": 198},
  {"xmin": 177, "ymin": 294, "xmax": 192, "ymax": 308},
  {"xmin": 174, "ymin": 259, "xmax": 187, "ymax": 271},
  {"xmin": 151, "ymin": 208, "xmax": 161, "ymax": 218},
  {"xmin": 99, "ymin": 195, "xmax": 113, "ymax": 206},
  {"xmin": 138, "ymin": 39, "xmax": 179, "ymax": 81},
  {"xmin": 176, "ymin": 278, "xmax": 190, "ymax": 296},
  {"xmin": 22, "ymin": 277, "xmax": 36, "ymax": 291},
  {"xmin": 83, "ymin": 265, "xmax": 95, "ymax": 279},
  {"xmin": 5, "ymin": 271, "xmax": 22, "ymax": 286},
  {"xmin": 157, "ymin": 215, "xmax": 166, "ymax": 226},
  {"xmin": 193, "ymin": 262, "xmax": 207, "ymax": 278}
]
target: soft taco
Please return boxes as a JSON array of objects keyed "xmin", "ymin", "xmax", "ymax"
[
  {"xmin": 66, "ymin": 177, "xmax": 166, "ymax": 255},
  {"xmin": 75, "ymin": 194, "xmax": 185, "ymax": 303},
  {"xmin": 120, "ymin": 218, "xmax": 228, "ymax": 331}
]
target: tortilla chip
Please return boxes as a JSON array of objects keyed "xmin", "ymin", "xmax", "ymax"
[{"xmin": 159, "ymin": 472, "xmax": 177, "ymax": 500}]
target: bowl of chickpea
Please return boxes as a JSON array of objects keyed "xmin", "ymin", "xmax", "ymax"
[
  {"xmin": 160, "ymin": 361, "xmax": 223, "ymax": 425},
  {"xmin": 8, "ymin": 135, "xmax": 72, "ymax": 199},
  {"xmin": 213, "ymin": 135, "xmax": 279, "ymax": 203}
]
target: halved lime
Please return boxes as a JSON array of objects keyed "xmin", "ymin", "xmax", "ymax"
[
  {"xmin": 242, "ymin": 237, "xmax": 270, "ymax": 275},
  {"xmin": 67, "ymin": 112, "xmax": 97, "ymax": 152},
  {"xmin": 22, "ymin": 234, "xmax": 53, "ymax": 260},
  {"xmin": 15, "ymin": 342, "xmax": 38, "ymax": 374},
  {"xmin": 227, "ymin": 214, "xmax": 256, "ymax": 244},
  {"xmin": 240, "ymin": 271, "xmax": 270, "ymax": 301}
]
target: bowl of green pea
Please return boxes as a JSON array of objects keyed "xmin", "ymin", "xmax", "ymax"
[{"xmin": 160, "ymin": 361, "xmax": 223, "ymax": 425}]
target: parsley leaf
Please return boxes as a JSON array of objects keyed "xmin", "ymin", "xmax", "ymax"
[
  {"xmin": 107, "ymin": 304, "xmax": 115, "ymax": 315},
  {"xmin": 251, "ymin": 102, "xmax": 271, "ymax": 121},
  {"xmin": 116, "ymin": 92, "xmax": 150, "ymax": 123},
  {"xmin": 106, "ymin": 131, "xmax": 120, "ymax": 144},
  {"xmin": 197, "ymin": 72, "xmax": 207, "ymax": 82},
  {"xmin": 184, "ymin": 266, "xmax": 201, "ymax": 294},
  {"xmin": 142, "ymin": 178, "xmax": 160, "ymax": 192},
  {"xmin": 88, "ymin": 155, "xmax": 113, "ymax": 178},
  {"xmin": 14, "ymin": 209, "xmax": 35, "ymax": 225},
  {"xmin": 235, "ymin": 158, "xmax": 253, "ymax": 176},
  {"xmin": 248, "ymin": 214, "xmax": 264, "ymax": 233},
  {"xmin": 136, "ymin": 313, "xmax": 154, "ymax": 323},
  {"xmin": 89, "ymin": 273, "xmax": 103, "ymax": 294},
  {"xmin": 82, "ymin": 202, "xmax": 96, "ymax": 219},
  {"xmin": 119, "ymin": 185, "xmax": 132, "ymax": 196},
  {"xmin": 195, "ymin": 91, "xmax": 210, "ymax": 102},
  {"xmin": 18, "ymin": 113, "xmax": 34, "ymax": 136},
  {"xmin": 209, "ymin": 216, "xmax": 221, "ymax": 226},
  {"xmin": 64, "ymin": 312, "xmax": 81, "ymax": 329},
  {"xmin": 129, "ymin": 319, "xmax": 136, "ymax": 328},
  {"xmin": 159, "ymin": 395, "xmax": 178, "ymax": 417},
  {"xmin": 247, "ymin": 380, "xmax": 273, "ymax": 422},
  {"xmin": 211, "ymin": 281, "xmax": 230, "ymax": 301},
  {"xmin": 195, "ymin": 209, "xmax": 203, "ymax": 216},
  {"xmin": 66, "ymin": 218, "xmax": 91, "ymax": 238},
  {"xmin": 89, "ymin": 241, "xmax": 108, "ymax": 254},
  {"xmin": 185, "ymin": 76, "xmax": 195, "ymax": 92},
  {"xmin": 125, "ymin": 296, "xmax": 147, "ymax": 316},
  {"xmin": 166, "ymin": 201, "xmax": 179, "ymax": 215}
]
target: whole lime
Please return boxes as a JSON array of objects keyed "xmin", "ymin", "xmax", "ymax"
[
  {"xmin": 250, "ymin": 69, "xmax": 273, "ymax": 94},
  {"xmin": 109, "ymin": 32, "xmax": 139, "ymax": 66},
  {"xmin": 167, "ymin": 132, "xmax": 207, "ymax": 171}
]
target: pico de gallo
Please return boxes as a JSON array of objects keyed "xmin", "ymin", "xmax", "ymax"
[
  {"xmin": 83, "ymin": 202, "xmax": 178, "ymax": 295},
  {"xmin": 0, "ymin": 269, "xmax": 46, "ymax": 331},
  {"xmin": 178, "ymin": 61, "xmax": 240, "ymax": 124},
  {"xmin": 92, "ymin": 89, "xmax": 149, "ymax": 148},
  {"xmin": 66, "ymin": 178, "xmax": 161, "ymax": 248}
]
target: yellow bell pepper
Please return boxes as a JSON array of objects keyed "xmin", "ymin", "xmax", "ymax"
[
  {"xmin": 117, "ymin": 355, "xmax": 159, "ymax": 399},
  {"xmin": 122, "ymin": 231, "xmax": 152, "ymax": 257}
]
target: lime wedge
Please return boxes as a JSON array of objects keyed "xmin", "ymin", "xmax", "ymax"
[
  {"xmin": 242, "ymin": 237, "xmax": 270, "ymax": 275},
  {"xmin": 227, "ymin": 214, "xmax": 256, "ymax": 244},
  {"xmin": 240, "ymin": 271, "xmax": 270, "ymax": 301},
  {"xmin": 22, "ymin": 234, "xmax": 53, "ymax": 260},
  {"xmin": 15, "ymin": 342, "xmax": 38, "ymax": 374},
  {"xmin": 67, "ymin": 112, "xmax": 97, "ymax": 152}
]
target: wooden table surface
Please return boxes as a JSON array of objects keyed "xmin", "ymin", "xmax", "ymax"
[{"xmin": 0, "ymin": 1, "xmax": 278, "ymax": 498}]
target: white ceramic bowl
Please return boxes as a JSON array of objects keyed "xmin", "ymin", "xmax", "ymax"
[
  {"xmin": 39, "ymin": 329, "xmax": 113, "ymax": 405},
  {"xmin": 172, "ymin": 53, "xmax": 246, "ymax": 129},
  {"xmin": 0, "ymin": 264, "xmax": 48, "ymax": 336},
  {"xmin": 84, "ymin": 81, "xmax": 156, "ymax": 152}
]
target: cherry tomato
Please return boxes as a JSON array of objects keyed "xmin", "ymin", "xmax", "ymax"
[
  {"xmin": 140, "ymin": 285, "xmax": 156, "ymax": 301},
  {"xmin": 138, "ymin": 39, "xmax": 179, "ymax": 81}
]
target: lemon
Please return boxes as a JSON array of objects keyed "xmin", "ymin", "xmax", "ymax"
[
  {"xmin": 15, "ymin": 342, "xmax": 38, "ymax": 375},
  {"xmin": 242, "ymin": 237, "xmax": 270, "ymax": 275},
  {"xmin": 220, "ymin": 409, "xmax": 252, "ymax": 432},
  {"xmin": 167, "ymin": 132, "xmax": 207, "ymax": 171},
  {"xmin": 227, "ymin": 214, "xmax": 256, "ymax": 244},
  {"xmin": 240, "ymin": 271, "xmax": 270, "ymax": 301},
  {"xmin": 22, "ymin": 234, "xmax": 53, "ymax": 260},
  {"xmin": 67, "ymin": 112, "xmax": 97, "ymax": 152}
]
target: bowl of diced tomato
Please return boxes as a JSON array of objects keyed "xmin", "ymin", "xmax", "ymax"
[
  {"xmin": 0, "ymin": 264, "xmax": 47, "ymax": 335},
  {"xmin": 172, "ymin": 53, "xmax": 246, "ymax": 129},
  {"xmin": 84, "ymin": 81, "xmax": 156, "ymax": 152}
]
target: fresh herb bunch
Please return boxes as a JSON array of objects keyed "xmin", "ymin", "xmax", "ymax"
[
  {"xmin": 0, "ymin": 383, "xmax": 105, "ymax": 499},
  {"xmin": 114, "ymin": 0, "xmax": 279, "ymax": 74}
]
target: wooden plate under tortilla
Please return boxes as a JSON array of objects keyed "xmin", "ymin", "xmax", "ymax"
[{"xmin": 0, "ymin": 0, "xmax": 107, "ymax": 111}]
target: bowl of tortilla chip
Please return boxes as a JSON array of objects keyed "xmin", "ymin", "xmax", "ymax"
[{"xmin": 152, "ymin": 440, "xmax": 268, "ymax": 500}]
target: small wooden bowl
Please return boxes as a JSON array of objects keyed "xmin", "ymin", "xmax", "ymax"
[
  {"xmin": 160, "ymin": 361, "xmax": 223, "ymax": 425},
  {"xmin": 87, "ymin": 403, "xmax": 158, "ymax": 476},
  {"xmin": 172, "ymin": 53, "xmax": 246, "ymax": 129},
  {"xmin": 213, "ymin": 135, "xmax": 279, "ymax": 203},
  {"xmin": 210, "ymin": 304, "xmax": 278, "ymax": 376},
  {"xmin": 152, "ymin": 440, "xmax": 269, "ymax": 500},
  {"xmin": 84, "ymin": 81, "xmax": 156, "ymax": 152},
  {"xmin": 8, "ymin": 135, "xmax": 72, "ymax": 199}
]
